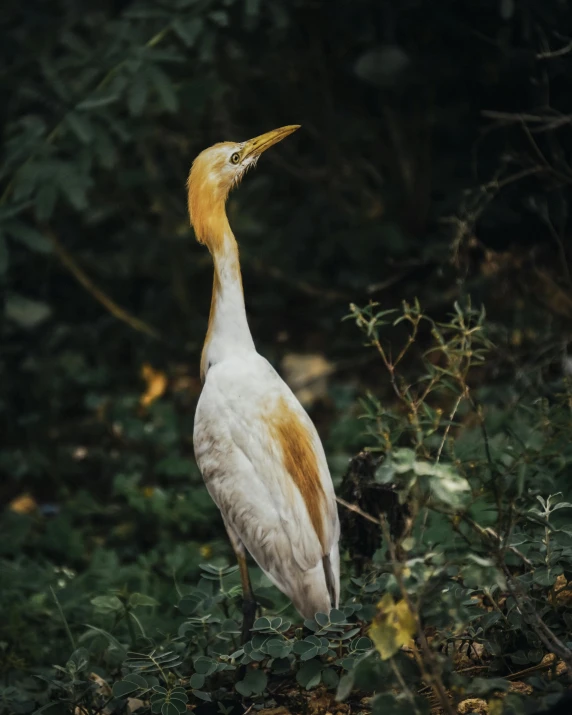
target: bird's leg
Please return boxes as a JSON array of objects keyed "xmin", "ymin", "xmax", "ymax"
[
  {"xmin": 235, "ymin": 547, "xmax": 257, "ymax": 644},
  {"xmin": 226, "ymin": 527, "xmax": 257, "ymax": 644}
]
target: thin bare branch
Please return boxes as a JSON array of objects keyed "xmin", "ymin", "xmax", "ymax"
[
  {"xmin": 335, "ymin": 496, "xmax": 381, "ymax": 525},
  {"xmin": 49, "ymin": 233, "xmax": 161, "ymax": 340}
]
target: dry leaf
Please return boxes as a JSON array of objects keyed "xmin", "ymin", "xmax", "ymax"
[
  {"xmin": 458, "ymin": 698, "xmax": 487, "ymax": 714},
  {"xmin": 127, "ymin": 698, "xmax": 145, "ymax": 714},
  {"xmin": 88, "ymin": 672, "xmax": 111, "ymax": 697},
  {"xmin": 509, "ymin": 682, "xmax": 533, "ymax": 696},
  {"xmin": 9, "ymin": 493, "xmax": 37, "ymax": 514},
  {"xmin": 140, "ymin": 363, "xmax": 167, "ymax": 407},
  {"xmin": 369, "ymin": 593, "xmax": 416, "ymax": 660}
]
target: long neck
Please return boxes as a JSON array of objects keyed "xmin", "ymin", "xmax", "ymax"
[{"xmin": 200, "ymin": 218, "xmax": 255, "ymax": 381}]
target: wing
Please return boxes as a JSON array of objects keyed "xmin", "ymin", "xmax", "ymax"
[{"xmin": 193, "ymin": 354, "xmax": 340, "ymax": 617}]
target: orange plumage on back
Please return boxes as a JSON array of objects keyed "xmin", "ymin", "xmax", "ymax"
[{"xmin": 268, "ymin": 397, "xmax": 326, "ymax": 550}]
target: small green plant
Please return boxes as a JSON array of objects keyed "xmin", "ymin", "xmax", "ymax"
[{"xmin": 3, "ymin": 301, "xmax": 572, "ymax": 715}]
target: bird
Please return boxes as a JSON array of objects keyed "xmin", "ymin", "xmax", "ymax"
[{"xmin": 187, "ymin": 125, "xmax": 340, "ymax": 642}]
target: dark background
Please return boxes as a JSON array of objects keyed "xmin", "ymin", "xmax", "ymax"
[{"xmin": 2, "ymin": 0, "xmax": 572, "ymax": 690}]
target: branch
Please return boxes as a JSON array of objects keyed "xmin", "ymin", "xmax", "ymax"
[
  {"xmin": 49, "ymin": 233, "xmax": 161, "ymax": 340},
  {"xmin": 335, "ymin": 496, "xmax": 381, "ymax": 526},
  {"xmin": 481, "ymin": 110, "xmax": 572, "ymax": 133},
  {"xmin": 537, "ymin": 40, "xmax": 572, "ymax": 59}
]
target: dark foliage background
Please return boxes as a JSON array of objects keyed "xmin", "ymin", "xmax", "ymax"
[{"xmin": 2, "ymin": 0, "xmax": 572, "ymax": 713}]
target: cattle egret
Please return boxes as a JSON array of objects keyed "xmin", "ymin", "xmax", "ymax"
[{"xmin": 188, "ymin": 126, "xmax": 340, "ymax": 641}]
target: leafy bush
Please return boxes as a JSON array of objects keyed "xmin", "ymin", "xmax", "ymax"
[{"xmin": 3, "ymin": 300, "xmax": 572, "ymax": 714}]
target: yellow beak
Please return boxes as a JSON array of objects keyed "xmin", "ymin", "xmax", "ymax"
[{"xmin": 242, "ymin": 125, "xmax": 300, "ymax": 159}]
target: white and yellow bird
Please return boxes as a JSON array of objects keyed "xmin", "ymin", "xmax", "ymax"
[{"xmin": 188, "ymin": 125, "xmax": 340, "ymax": 640}]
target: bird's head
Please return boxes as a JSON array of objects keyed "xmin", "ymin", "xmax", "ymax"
[{"xmin": 187, "ymin": 125, "xmax": 300, "ymax": 247}]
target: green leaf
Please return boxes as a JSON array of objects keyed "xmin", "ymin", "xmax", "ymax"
[
  {"xmin": 171, "ymin": 699, "xmax": 187, "ymax": 714},
  {"xmin": 371, "ymin": 693, "xmax": 413, "ymax": 715},
  {"xmin": 148, "ymin": 65, "xmax": 178, "ymax": 112},
  {"xmin": 161, "ymin": 703, "xmax": 179, "ymax": 715},
  {"xmin": 129, "ymin": 592, "xmax": 159, "ymax": 608},
  {"xmin": 77, "ymin": 92, "xmax": 120, "ymax": 110},
  {"xmin": 245, "ymin": 0, "xmax": 262, "ymax": 17},
  {"xmin": 5, "ymin": 221, "xmax": 51, "ymax": 253},
  {"xmin": 329, "ymin": 609, "xmax": 347, "ymax": 624},
  {"xmin": 296, "ymin": 659, "xmax": 322, "ymax": 689},
  {"xmin": 128, "ymin": 72, "xmax": 148, "ymax": 116},
  {"xmin": 5, "ymin": 292, "xmax": 51, "ymax": 329},
  {"xmin": 293, "ymin": 640, "xmax": 317, "ymax": 658},
  {"xmin": 193, "ymin": 691, "xmax": 212, "ymax": 702},
  {"xmin": 428, "ymin": 467, "xmax": 471, "ymax": 509},
  {"xmin": 171, "ymin": 18, "xmax": 203, "ymax": 47},
  {"xmin": 265, "ymin": 638, "xmax": 290, "ymax": 659},
  {"xmin": 189, "ymin": 673, "xmax": 205, "ymax": 689},
  {"xmin": 209, "ymin": 10, "xmax": 228, "ymax": 26},
  {"xmin": 315, "ymin": 612, "xmax": 329, "ymax": 627},
  {"xmin": 245, "ymin": 668, "xmax": 267, "ymax": 695},
  {"xmin": 170, "ymin": 687, "xmax": 187, "ymax": 700},
  {"xmin": 82, "ymin": 625, "xmax": 128, "ymax": 657},
  {"xmin": 235, "ymin": 668, "xmax": 267, "ymax": 696},
  {"xmin": 123, "ymin": 673, "xmax": 148, "ymax": 688},
  {"xmin": 112, "ymin": 680, "xmax": 139, "ymax": 698},
  {"xmin": 194, "ymin": 656, "xmax": 217, "ymax": 676},
  {"xmin": 336, "ymin": 672, "xmax": 354, "ymax": 701},
  {"xmin": 90, "ymin": 594, "xmax": 123, "ymax": 614},
  {"xmin": 178, "ymin": 593, "xmax": 202, "ymax": 616},
  {"xmin": 34, "ymin": 183, "xmax": 58, "ymax": 222},
  {"xmin": 533, "ymin": 566, "xmax": 562, "ymax": 586},
  {"xmin": 65, "ymin": 113, "xmax": 94, "ymax": 144},
  {"xmin": 66, "ymin": 647, "xmax": 89, "ymax": 675},
  {"xmin": 55, "ymin": 165, "xmax": 89, "ymax": 211},
  {"xmin": 321, "ymin": 667, "xmax": 339, "ymax": 689}
]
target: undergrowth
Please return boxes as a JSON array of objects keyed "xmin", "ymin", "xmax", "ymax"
[{"xmin": 2, "ymin": 300, "xmax": 572, "ymax": 715}]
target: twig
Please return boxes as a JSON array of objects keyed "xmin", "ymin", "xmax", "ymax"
[
  {"xmin": 335, "ymin": 496, "xmax": 381, "ymax": 526},
  {"xmin": 49, "ymin": 233, "xmax": 161, "ymax": 340},
  {"xmin": 481, "ymin": 110, "xmax": 572, "ymax": 131},
  {"xmin": 500, "ymin": 563, "xmax": 572, "ymax": 673},
  {"xmin": 436, "ymin": 392, "xmax": 464, "ymax": 463},
  {"xmin": 462, "ymin": 514, "xmax": 534, "ymax": 567},
  {"xmin": 390, "ymin": 658, "xmax": 423, "ymax": 715},
  {"xmin": 537, "ymin": 40, "xmax": 572, "ymax": 59},
  {"xmin": 50, "ymin": 586, "xmax": 76, "ymax": 650}
]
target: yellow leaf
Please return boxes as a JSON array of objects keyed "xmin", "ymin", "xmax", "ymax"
[
  {"xmin": 488, "ymin": 697, "xmax": 503, "ymax": 715},
  {"xmin": 9, "ymin": 493, "xmax": 37, "ymax": 514},
  {"xmin": 140, "ymin": 363, "xmax": 167, "ymax": 407},
  {"xmin": 369, "ymin": 616, "xmax": 398, "ymax": 660},
  {"xmin": 393, "ymin": 598, "xmax": 416, "ymax": 645},
  {"xmin": 369, "ymin": 593, "xmax": 417, "ymax": 660}
]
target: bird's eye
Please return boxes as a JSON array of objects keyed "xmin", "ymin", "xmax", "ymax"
[{"xmin": 230, "ymin": 152, "xmax": 240, "ymax": 165}]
